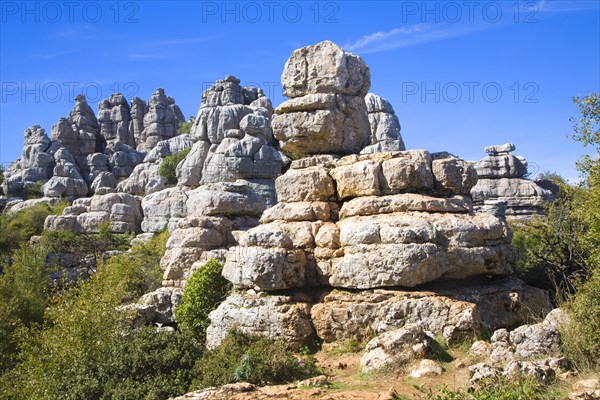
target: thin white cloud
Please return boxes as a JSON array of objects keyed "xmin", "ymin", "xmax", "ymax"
[
  {"xmin": 127, "ymin": 53, "xmax": 164, "ymax": 60},
  {"xmin": 345, "ymin": 23, "xmax": 482, "ymax": 54}
]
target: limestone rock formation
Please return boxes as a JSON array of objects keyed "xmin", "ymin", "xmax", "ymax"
[
  {"xmin": 272, "ymin": 41, "xmax": 371, "ymax": 158},
  {"xmin": 361, "ymin": 93, "xmax": 405, "ymax": 154},
  {"xmin": 204, "ymin": 42, "xmax": 553, "ymax": 351},
  {"xmin": 1, "ymin": 126, "xmax": 56, "ymax": 195},
  {"xmin": 471, "ymin": 143, "xmax": 555, "ymax": 219},
  {"xmin": 44, "ymin": 192, "xmax": 143, "ymax": 233},
  {"xmin": 98, "ymin": 93, "xmax": 134, "ymax": 149},
  {"xmin": 177, "ymin": 76, "xmax": 285, "ymax": 187},
  {"xmin": 4, "ymin": 89, "xmax": 185, "ymax": 202},
  {"xmin": 137, "ymin": 88, "xmax": 185, "ymax": 152},
  {"xmin": 51, "ymin": 94, "xmax": 101, "ymax": 175},
  {"xmin": 222, "ymin": 150, "xmax": 508, "ymax": 292}
]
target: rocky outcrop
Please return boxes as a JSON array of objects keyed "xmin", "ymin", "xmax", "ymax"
[
  {"xmin": 204, "ymin": 42, "xmax": 553, "ymax": 351},
  {"xmin": 361, "ymin": 93, "xmax": 405, "ymax": 154},
  {"xmin": 471, "ymin": 143, "xmax": 555, "ymax": 219},
  {"xmin": 1, "ymin": 126, "xmax": 56, "ymax": 195},
  {"xmin": 137, "ymin": 89, "xmax": 185, "ymax": 152},
  {"xmin": 177, "ymin": 76, "xmax": 285, "ymax": 187},
  {"xmin": 44, "ymin": 192, "xmax": 143, "ymax": 233},
  {"xmin": 98, "ymin": 93, "xmax": 134, "ymax": 149},
  {"xmin": 4, "ymin": 90, "xmax": 185, "ymax": 201},
  {"xmin": 272, "ymin": 41, "xmax": 371, "ymax": 158}
]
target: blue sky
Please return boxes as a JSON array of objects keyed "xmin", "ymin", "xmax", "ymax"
[{"xmin": 1, "ymin": 0, "xmax": 599, "ymax": 181}]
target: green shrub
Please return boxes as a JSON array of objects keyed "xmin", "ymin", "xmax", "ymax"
[
  {"xmin": 0, "ymin": 231, "xmax": 178, "ymax": 399},
  {"xmin": 158, "ymin": 147, "xmax": 191, "ymax": 185},
  {"xmin": 0, "ymin": 244, "xmax": 50, "ymax": 372},
  {"xmin": 562, "ymin": 268, "xmax": 600, "ymax": 369},
  {"xmin": 193, "ymin": 329, "xmax": 319, "ymax": 388},
  {"xmin": 174, "ymin": 259, "xmax": 231, "ymax": 341},
  {"xmin": 410, "ymin": 376, "xmax": 562, "ymax": 400},
  {"xmin": 23, "ymin": 181, "xmax": 44, "ymax": 199},
  {"xmin": 177, "ymin": 116, "xmax": 195, "ymax": 135},
  {"xmin": 0, "ymin": 201, "xmax": 67, "ymax": 256}
]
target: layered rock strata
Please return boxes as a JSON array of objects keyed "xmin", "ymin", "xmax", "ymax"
[{"xmin": 471, "ymin": 143, "xmax": 556, "ymax": 219}]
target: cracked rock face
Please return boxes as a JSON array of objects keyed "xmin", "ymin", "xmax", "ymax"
[{"xmin": 361, "ymin": 93, "xmax": 406, "ymax": 154}]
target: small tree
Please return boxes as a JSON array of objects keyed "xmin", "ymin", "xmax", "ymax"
[
  {"xmin": 174, "ymin": 259, "xmax": 231, "ymax": 341},
  {"xmin": 158, "ymin": 147, "xmax": 191, "ymax": 185},
  {"xmin": 178, "ymin": 115, "xmax": 195, "ymax": 135}
]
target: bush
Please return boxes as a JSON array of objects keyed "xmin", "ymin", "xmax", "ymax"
[
  {"xmin": 0, "ymin": 201, "xmax": 67, "ymax": 256},
  {"xmin": 177, "ymin": 116, "xmax": 195, "ymax": 135},
  {"xmin": 410, "ymin": 376, "xmax": 562, "ymax": 400},
  {"xmin": 158, "ymin": 147, "xmax": 191, "ymax": 185},
  {"xmin": 0, "ymin": 244, "xmax": 50, "ymax": 372},
  {"xmin": 0, "ymin": 231, "xmax": 179, "ymax": 399},
  {"xmin": 23, "ymin": 181, "xmax": 44, "ymax": 199},
  {"xmin": 562, "ymin": 268, "xmax": 600, "ymax": 369},
  {"xmin": 193, "ymin": 329, "xmax": 319, "ymax": 388},
  {"xmin": 174, "ymin": 259, "xmax": 231, "ymax": 341}
]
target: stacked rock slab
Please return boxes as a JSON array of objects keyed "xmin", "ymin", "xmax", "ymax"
[
  {"xmin": 206, "ymin": 42, "xmax": 553, "ymax": 351},
  {"xmin": 470, "ymin": 143, "xmax": 555, "ymax": 220},
  {"xmin": 3, "ymin": 89, "xmax": 184, "ymax": 200},
  {"xmin": 272, "ymin": 41, "xmax": 372, "ymax": 158},
  {"xmin": 151, "ymin": 77, "xmax": 287, "ymax": 293},
  {"xmin": 1, "ymin": 126, "xmax": 56, "ymax": 195},
  {"xmin": 44, "ymin": 192, "xmax": 143, "ymax": 233},
  {"xmin": 176, "ymin": 75, "xmax": 282, "ymax": 187}
]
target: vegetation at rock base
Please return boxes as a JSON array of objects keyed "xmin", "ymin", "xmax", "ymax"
[
  {"xmin": 511, "ymin": 92, "xmax": 600, "ymax": 369},
  {"xmin": 0, "ymin": 201, "xmax": 68, "ymax": 255},
  {"xmin": 0, "ymin": 232, "xmax": 180, "ymax": 399},
  {"xmin": 158, "ymin": 146, "xmax": 191, "ymax": 184},
  {"xmin": 178, "ymin": 115, "xmax": 196, "ymax": 134},
  {"xmin": 174, "ymin": 258, "xmax": 232, "ymax": 342},
  {"xmin": 193, "ymin": 329, "xmax": 320, "ymax": 389},
  {"xmin": 404, "ymin": 376, "xmax": 563, "ymax": 400}
]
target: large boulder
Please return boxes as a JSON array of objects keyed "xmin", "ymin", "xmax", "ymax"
[{"xmin": 273, "ymin": 41, "xmax": 372, "ymax": 158}]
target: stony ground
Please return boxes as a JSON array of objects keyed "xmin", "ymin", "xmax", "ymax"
[{"xmin": 177, "ymin": 347, "xmax": 473, "ymax": 399}]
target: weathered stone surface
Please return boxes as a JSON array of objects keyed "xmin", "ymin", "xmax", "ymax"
[
  {"xmin": 380, "ymin": 151, "xmax": 434, "ymax": 194},
  {"xmin": 320, "ymin": 211, "xmax": 512, "ymax": 289},
  {"xmin": 275, "ymin": 166, "xmax": 336, "ymax": 202},
  {"xmin": 330, "ymin": 158, "xmax": 381, "ymax": 199},
  {"xmin": 485, "ymin": 142, "xmax": 515, "ymax": 155},
  {"xmin": 45, "ymin": 192, "xmax": 142, "ymax": 233},
  {"xmin": 569, "ymin": 379, "xmax": 600, "ymax": 400},
  {"xmin": 42, "ymin": 157, "xmax": 88, "ymax": 198},
  {"xmin": 362, "ymin": 93, "xmax": 405, "ymax": 154},
  {"xmin": 273, "ymin": 42, "xmax": 371, "ymax": 158},
  {"xmin": 475, "ymin": 154, "xmax": 528, "ymax": 178},
  {"xmin": 90, "ymin": 171, "xmax": 116, "ymax": 195},
  {"xmin": 432, "ymin": 153, "xmax": 478, "ymax": 195},
  {"xmin": 339, "ymin": 193, "xmax": 472, "ymax": 218},
  {"xmin": 137, "ymin": 88, "xmax": 185, "ymax": 152},
  {"xmin": 127, "ymin": 287, "xmax": 182, "ymax": 326},
  {"xmin": 409, "ymin": 359, "xmax": 444, "ymax": 378},
  {"xmin": 206, "ymin": 291, "xmax": 315, "ymax": 350},
  {"xmin": 273, "ymin": 94, "xmax": 370, "ymax": 158},
  {"xmin": 310, "ymin": 277, "xmax": 552, "ymax": 344},
  {"xmin": 471, "ymin": 144, "xmax": 554, "ymax": 219},
  {"xmin": 98, "ymin": 93, "xmax": 134, "ymax": 149},
  {"xmin": 260, "ymin": 202, "xmax": 336, "ymax": 223},
  {"xmin": 186, "ymin": 181, "xmax": 270, "ymax": 217},
  {"xmin": 144, "ymin": 134, "xmax": 191, "ymax": 163},
  {"xmin": 281, "ymin": 40, "xmax": 370, "ymax": 98},
  {"xmin": 141, "ymin": 186, "xmax": 190, "ymax": 233},
  {"xmin": 1, "ymin": 126, "xmax": 56, "ymax": 196},
  {"xmin": 471, "ymin": 178, "xmax": 555, "ymax": 218},
  {"xmin": 117, "ymin": 161, "xmax": 166, "ymax": 195},
  {"xmin": 360, "ymin": 324, "xmax": 435, "ymax": 373},
  {"xmin": 51, "ymin": 94, "xmax": 101, "ymax": 174}
]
